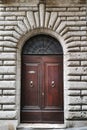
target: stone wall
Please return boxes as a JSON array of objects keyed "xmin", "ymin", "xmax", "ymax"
[{"xmin": 0, "ymin": 0, "xmax": 87, "ymax": 130}]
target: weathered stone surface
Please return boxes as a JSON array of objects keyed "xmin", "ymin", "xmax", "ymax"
[
  {"xmin": 13, "ymin": 31, "xmax": 21, "ymax": 39},
  {"xmin": 68, "ymin": 105, "xmax": 81, "ymax": 111},
  {"xmin": 4, "ymin": 47, "xmax": 16, "ymax": 52},
  {"xmin": 34, "ymin": 12, "xmax": 39, "ymax": 28},
  {"xmin": 66, "ymin": 112, "xmax": 87, "ymax": 119},
  {"xmin": 0, "ymin": 41, "xmax": 17, "ymax": 47},
  {"xmin": 68, "ymin": 67, "xmax": 87, "ymax": 75},
  {"xmin": 0, "ymin": 53, "xmax": 16, "ymax": 60},
  {"xmin": 0, "ymin": 96, "xmax": 15, "ymax": 104},
  {"xmin": 18, "ymin": 21, "xmax": 27, "ymax": 33},
  {"xmin": 67, "ymin": 76, "xmax": 80, "ymax": 81},
  {"xmin": 0, "ymin": 66, "xmax": 16, "ymax": 74},
  {"xmin": 4, "ymin": 36, "xmax": 18, "ymax": 42},
  {"xmin": 0, "ymin": 12, "xmax": 25, "ymax": 16},
  {"xmin": 68, "ymin": 82, "xmax": 87, "ymax": 90},
  {"xmin": 3, "ymin": 90, "xmax": 16, "ymax": 95},
  {"xmin": 0, "ymin": 21, "xmax": 17, "ymax": 25},
  {"xmin": 81, "ymin": 76, "xmax": 87, "ymax": 81},
  {"xmin": 39, "ymin": 4, "xmax": 45, "ymax": 27},
  {"xmin": 68, "ymin": 52, "xmax": 87, "ymax": 60},
  {"xmin": 81, "ymin": 90, "xmax": 87, "ymax": 96},
  {"xmin": 81, "ymin": 61, "xmax": 87, "ymax": 66},
  {"xmin": 3, "ymin": 61, "xmax": 16, "ymax": 65},
  {"xmin": 68, "ymin": 90, "xmax": 81, "ymax": 96},
  {"xmin": 0, "ymin": 90, "xmax": 2, "ymax": 95},
  {"xmin": 5, "ymin": 16, "xmax": 16, "ymax": 20},
  {"xmin": 48, "ymin": 12, "xmax": 58, "ymax": 29},
  {"xmin": 59, "ymin": 11, "xmax": 86, "ymax": 16},
  {"xmin": 67, "ymin": 61, "xmax": 80, "ymax": 66},
  {"xmin": 0, "ymin": 75, "xmax": 3, "ymax": 80},
  {"xmin": 23, "ymin": 17, "xmax": 31, "ymax": 31},
  {"xmin": 6, "ymin": 7, "xmax": 17, "ymax": 11},
  {"xmin": 68, "ymin": 96, "xmax": 82, "ymax": 105},
  {"xmin": 0, "ymin": 111, "xmax": 17, "ymax": 119},
  {"xmin": 68, "ymin": 96, "xmax": 87, "ymax": 105},
  {"xmin": 4, "ymin": 75, "xmax": 16, "ymax": 80},
  {"xmin": 45, "ymin": 12, "xmax": 50, "ymax": 28},
  {"xmin": 3, "ymin": 105, "xmax": 15, "ymax": 110},
  {"xmin": 27, "ymin": 11, "xmax": 36, "ymax": 29},
  {"xmin": 0, "ymin": 81, "xmax": 15, "ymax": 89},
  {"xmin": 82, "ymin": 105, "xmax": 87, "ymax": 110}
]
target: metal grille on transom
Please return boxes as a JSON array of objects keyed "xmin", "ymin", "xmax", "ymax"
[{"xmin": 22, "ymin": 35, "xmax": 63, "ymax": 55}]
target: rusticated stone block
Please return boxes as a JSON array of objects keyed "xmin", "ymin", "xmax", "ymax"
[
  {"xmin": 3, "ymin": 61, "xmax": 16, "ymax": 65},
  {"xmin": 81, "ymin": 61, "xmax": 87, "ymax": 66},
  {"xmin": 68, "ymin": 96, "xmax": 81, "ymax": 105},
  {"xmin": 68, "ymin": 67, "xmax": 87, "ymax": 75},
  {"xmin": 67, "ymin": 76, "xmax": 80, "ymax": 81},
  {"xmin": 0, "ymin": 12, "xmax": 25, "ymax": 16},
  {"xmin": 3, "ymin": 105, "xmax": 15, "ymax": 110},
  {"xmin": 66, "ymin": 112, "xmax": 87, "ymax": 119},
  {"xmin": 68, "ymin": 90, "xmax": 80, "ymax": 96},
  {"xmin": 3, "ymin": 90, "xmax": 16, "ymax": 95},
  {"xmin": 68, "ymin": 105, "xmax": 81, "ymax": 111},
  {"xmin": 0, "ymin": 53, "xmax": 16, "ymax": 60},
  {"xmin": 4, "ymin": 75, "xmax": 16, "ymax": 80},
  {"xmin": 4, "ymin": 47, "xmax": 16, "ymax": 52},
  {"xmin": 82, "ymin": 96, "xmax": 87, "ymax": 104},
  {"xmin": 0, "ymin": 41, "xmax": 17, "ymax": 47},
  {"xmin": 6, "ymin": 7, "xmax": 17, "ymax": 11},
  {"xmin": 81, "ymin": 76, "xmax": 87, "ymax": 81},
  {"xmin": 81, "ymin": 90, "xmax": 87, "ymax": 96},
  {"xmin": 0, "ymin": 111, "xmax": 17, "ymax": 119},
  {"xmin": 0, "ymin": 81, "xmax": 15, "ymax": 89},
  {"xmin": 68, "ymin": 52, "xmax": 87, "ymax": 60},
  {"xmin": 0, "ymin": 96, "xmax": 15, "ymax": 104},
  {"xmin": 0, "ymin": 66, "xmax": 16, "ymax": 74},
  {"xmin": 68, "ymin": 82, "xmax": 87, "ymax": 90},
  {"xmin": 82, "ymin": 105, "xmax": 87, "ymax": 110}
]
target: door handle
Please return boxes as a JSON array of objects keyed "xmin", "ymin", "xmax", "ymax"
[
  {"xmin": 29, "ymin": 81, "xmax": 33, "ymax": 88},
  {"xmin": 51, "ymin": 81, "xmax": 55, "ymax": 88}
]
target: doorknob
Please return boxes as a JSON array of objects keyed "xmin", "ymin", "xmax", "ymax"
[
  {"xmin": 51, "ymin": 81, "xmax": 55, "ymax": 88},
  {"xmin": 29, "ymin": 81, "xmax": 33, "ymax": 88}
]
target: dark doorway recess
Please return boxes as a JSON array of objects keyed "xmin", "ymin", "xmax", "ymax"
[{"xmin": 21, "ymin": 35, "xmax": 64, "ymax": 123}]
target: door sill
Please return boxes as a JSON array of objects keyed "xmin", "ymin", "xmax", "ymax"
[{"xmin": 17, "ymin": 123, "xmax": 66, "ymax": 129}]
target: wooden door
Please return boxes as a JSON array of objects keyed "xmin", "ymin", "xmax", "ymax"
[{"xmin": 21, "ymin": 55, "xmax": 64, "ymax": 123}]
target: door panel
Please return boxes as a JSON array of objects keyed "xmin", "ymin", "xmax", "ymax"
[{"xmin": 21, "ymin": 55, "xmax": 64, "ymax": 123}]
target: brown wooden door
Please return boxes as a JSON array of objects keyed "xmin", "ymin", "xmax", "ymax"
[{"xmin": 21, "ymin": 55, "xmax": 64, "ymax": 123}]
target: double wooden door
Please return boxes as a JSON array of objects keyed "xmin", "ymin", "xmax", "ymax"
[{"xmin": 21, "ymin": 55, "xmax": 64, "ymax": 123}]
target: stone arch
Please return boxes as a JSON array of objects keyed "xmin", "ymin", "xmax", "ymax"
[
  {"xmin": 17, "ymin": 28, "xmax": 67, "ymax": 54},
  {"xmin": 16, "ymin": 28, "xmax": 68, "ymax": 127}
]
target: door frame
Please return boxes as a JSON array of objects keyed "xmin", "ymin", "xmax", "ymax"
[{"xmin": 16, "ymin": 28, "xmax": 68, "ymax": 128}]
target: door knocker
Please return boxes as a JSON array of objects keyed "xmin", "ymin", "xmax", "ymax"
[
  {"xmin": 51, "ymin": 81, "xmax": 55, "ymax": 88},
  {"xmin": 29, "ymin": 81, "xmax": 33, "ymax": 88}
]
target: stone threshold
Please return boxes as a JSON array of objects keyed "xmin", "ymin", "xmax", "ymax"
[{"xmin": 17, "ymin": 123, "xmax": 66, "ymax": 129}]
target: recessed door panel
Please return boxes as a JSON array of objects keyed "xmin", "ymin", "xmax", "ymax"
[{"xmin": 45, "ymin": 63, "xmax": 62, "ymax": 107}]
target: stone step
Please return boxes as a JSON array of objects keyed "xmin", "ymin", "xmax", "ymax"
[
  {"xmin": 17, "ymin": 128, "xmax": 65, "ymax": 130},
  {"xmin": 17, "ymin": 127, "xmax": 87, "ymax": 130}
]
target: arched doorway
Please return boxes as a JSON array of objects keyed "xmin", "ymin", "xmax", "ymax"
[{"xmin": 21, "ymin": 34, "xmax": 64, "ymax": 123}]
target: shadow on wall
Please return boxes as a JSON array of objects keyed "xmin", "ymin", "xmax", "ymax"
[
  {"xmin": 79, "ymin": 0, "xmax": 86, "ymax": 4},
  {"xmin": 0, "ymin": 0, "xmax": 15, "ymax": 4},
  {"xmin": 1, "ymin": 0, "xmax": 87, "ymax": 4}
]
